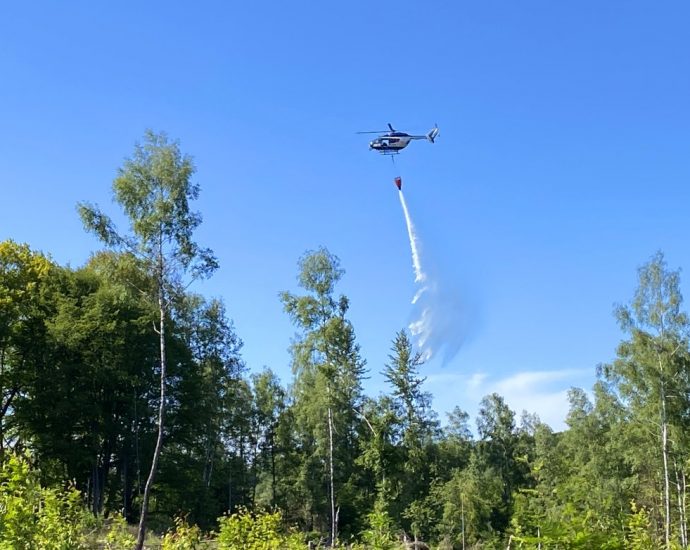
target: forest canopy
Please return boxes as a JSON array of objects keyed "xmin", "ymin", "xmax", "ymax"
[{"xmin": 1, "ymin": 134, "xmax": 688, "ymax": 549}]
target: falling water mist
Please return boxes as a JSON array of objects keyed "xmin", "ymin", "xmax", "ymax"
[
  {"xmin": 398, "ymin": 191, "xmax": 426, "ymax": 285},
  {"xmin": 398, "ymin": 189, "xmax": 472, "ymax": 363}
]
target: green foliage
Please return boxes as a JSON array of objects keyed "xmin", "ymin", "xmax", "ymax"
[
  {"xmin": 78, "ymin": 131, "xmax": 219, "ymax": 548},
  {"xmin": 78, "ymin": 130, "xmax": 218, "ymax": 279},
  {"xmin": 510, "ymin": 509, "xmax": 626, "ymax": 549},
  {"xmin": 0, "ymin": 453, "xmax": 93, "ymax": 550},
  {"xmin": 7, "ymin": 234, "xmax": 690, "ymax": 549},
  {"xmin": 281, "ymin": 248, "xmax": 368, "ymax": 538},
  {"xmin": 600, "ymin": 252, "xmax": 690, "ymax": 546},
  {"xmin": 0, "ymin": 453, "xmax": 42, "ymax": 549},
  {"xmin": 217, "ymin": 508, "xmax": 303, "ymax": 549},
  {"xmin": 380, "ymin": 330, "xmax": 439, "ymax": 538},
  {"xmin": 434, "ymin": 455, "xmax": 503, "ymax": 546},
  {"xmin": 34, "ymin": 487, "xmax": 96, "ymax": 550},
  {"xmin": 626, "ymin": 501, "xmax": 657, "ymax": 550},
  {"xmin": 103, "ymin": 513, "xmax": 137, "ymax": 549},
  {"xmin": 161, "ymin": 516, "xmax": 204, "ymax": 550},
  {"xmin": 0, "ymin": 241, "xmax": 55, "ymax": 454},
  {"xmin": 357, "ymin": 499, "xmax": 399, "ymax": 550}
]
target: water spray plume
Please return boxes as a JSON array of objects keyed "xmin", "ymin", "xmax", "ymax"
[
  {"xmin": 398, "ymin": 189, "xmax": 431, "ymax": 360},
  {"xmin": 397, "ymin": 188, "xmax": 471, "ymax": 363},
  {"xmin": 398, "ymin": 190, "xmax": 426, "ymax": 284}
]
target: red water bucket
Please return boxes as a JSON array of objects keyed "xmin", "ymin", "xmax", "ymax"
[{"xmin": 394, "ymin": 176, "xmax": 402, "ymax": 190}]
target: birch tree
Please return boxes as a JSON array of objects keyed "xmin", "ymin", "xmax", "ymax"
[
  {"xmin": 281, "ymin": 247, "xmax": 366, "ymax": 543},
  {"xmin": 78, "ymin": 130, "xmax": 217, "ymax": 549},
  {"xmin": 603, "ymin": 251, "xmax": 690, "ymax": 548}
]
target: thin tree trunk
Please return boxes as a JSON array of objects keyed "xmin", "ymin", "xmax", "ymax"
[
  {"xmin": 203, "ymin": 430, "xmax": 214, "ymax": 488},
  {"xmin": 86, "ymin": 473, "xmax": 91, "ymax": 511},
  {"xmin": 92, "ymin": 461, "xmax": 100, "ymax": 515},
  {"xmin": 240, "ymin": 434, "xmax": 246, "ymax": 506},
  {"xmin": 675, "ymin": 461, "xmax": 687, "ymax": 548},
  {"xmin": 252, "ymin": 436, "xmax": 258, "ymax": 507},
  {"xmin": 662, "ymin": 411, "xmax": 671, "ymax": 548},
  {"xmin": 270, "ymin": 429, "xmax": 276, "ymax": 507},
  {"xmin": 134, "ymin": 392, "xmax": 141, "ymax": 497},
  {"xmin": 461, "ymin": 496, "xmax": 465, "ymax": 550},
  {"xmin": 98, "ymin": 451, "xmax": 110, "ymax": 514},
  {"xmin": 135, "ymin": 282, "xmax": 167, "ymax": 550},
  {"xmin": 96, "ymin": 438, "xmax": 113, "ymax": 515},
  {"xmin": 660, "ymin": 371, "xmax": 671, "ymax": 549},
  {"xmin": 122, "ymin": 450, "xmax": 129, "ymax": 518},
  {"xmin": 682, "ymin": 469, "xmax": 688, "ymax": 548},
  {"xmin": 228, "ymin": 461, "xmax": 232, "ymax": 512},
  {"xmin": 328, "ymin": 401, "xmax": 337, "ymax": 545}
]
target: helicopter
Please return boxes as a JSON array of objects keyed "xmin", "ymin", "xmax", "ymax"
[{"xmin": 358, "ymin": 123, "xmax": 439, "ymax": 154}]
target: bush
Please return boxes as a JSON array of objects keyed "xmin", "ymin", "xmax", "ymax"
[
  {"xmin": 626, "ymin": 501, "xmax": 655, "ymax": 550},
  {"xmin": 161, "ymin": 516, "xmax": 204, "ymax": 550},
  {"xmin": 34, "ymin": 486, "xmax": 95, "ymax": 550},
  {"xmin": 103, "ymin": 513, "xmax": 137, "ymax": 550},
  {"xmin": 0, "ymin": 453, "xmax": 41, "ymax": 548},
  {"xmin": 355, "ymin": 499, "xmax": 401, "ymax": 550},
  {"xmin": 0, "ymin": 453, "xmax": 93, "ymax": 549},
  {"xmin": 217, "ymin": 508, "xmax": 303, "ymax": 550}
]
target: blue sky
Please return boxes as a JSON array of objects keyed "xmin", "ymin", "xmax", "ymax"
[{"xmin": 2, "ymin": 2, "xmax": 689, "ymax": 430}]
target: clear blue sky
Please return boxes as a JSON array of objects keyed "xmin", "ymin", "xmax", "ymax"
[{"xmin": 2, "ymin": 2, "xmax": 689, "ymax": 430}]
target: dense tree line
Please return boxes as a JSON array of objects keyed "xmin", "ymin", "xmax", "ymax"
[{"xmin": 3, "ymin": 133, "xmax": 690, "ymax": 548}]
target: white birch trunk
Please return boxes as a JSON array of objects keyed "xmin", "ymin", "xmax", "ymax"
[
  {"xmin": 661, "ymin": 400, "xmax": 671, "ymax": 549},
  {"xmin": 681, "ymin": 469, "xmax": 688, "ymax": 548},
  {"xmin": 328, "ymin": 400, "xmax": 337, "ymax": 545},
  {"xmin": 675, "ymin": 462, "xmax": 687, "ymax": 548},
  {"xmin": 136, "ymin": 264, "xmax": 167, "ymax": 550}
]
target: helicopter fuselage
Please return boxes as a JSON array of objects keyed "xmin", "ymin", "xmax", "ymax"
[{"xmin": 369, "ymin": 132, "xmax": 413, "ymax": 154}]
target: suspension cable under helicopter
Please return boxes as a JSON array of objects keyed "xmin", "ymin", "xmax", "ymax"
[{"xmin": 391, "ymin": 154, "xmax": 402, "ymax": 190}]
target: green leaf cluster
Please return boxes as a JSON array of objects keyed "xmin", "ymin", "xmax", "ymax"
[
  {"xmin": 103, "ymin": 513, "xmax": 137, "ymax": 549},
  {"xmin": 161, "ymin": 516, "xmax": 204, "ymax": 550},
  {"xmin": 0, "ymin": 453, "xmax": 94, "ymax": 549},
  {"xmin": 217, "ymin": 508, "xmax": 303, "ymax": 549}
]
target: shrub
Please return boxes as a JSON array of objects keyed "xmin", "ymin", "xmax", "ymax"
[
  {"xmin": 0, "ymin": 454, "xmax": 41, "ymax": 549},
  {"xmin": 104, "ymin": 513, "xmax": 137, "ymax": 550},
  {"xmin": 34, "ymin": 486, "xmax": 94, "ymax": 549},
  {"xmin": 626, "ymin": 501, "xmax": 655, "ymax": 550},
  {"xmin": 356, "ymin": 499, "xmax": 401, "ymax": 550},
  {"xmin": 0, "ymin": 453, "xmax": 93, "ymax": 550},
  {"xmin": 161, "ymin": 516, "xmax": 203, "ymax": 550},
  {"xmin": 217, "ymin": 508, "xmax": 303, "ymax": 550}
]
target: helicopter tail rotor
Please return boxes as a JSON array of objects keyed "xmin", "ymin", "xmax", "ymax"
[{"xmin": 426, "ymin": 124, "xmax": 439, "ymax": 143}]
